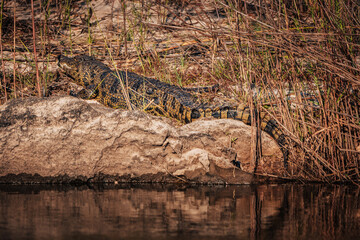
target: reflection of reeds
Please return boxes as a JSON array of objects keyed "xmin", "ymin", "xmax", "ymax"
[
  {"xmin": 254, "ymin": 185, "xmax": 360, "ymax": 239},
  {"xmin": 0, "ymin": 0, "xmax": 358, "ymax": 181},
  {"xmin": 286, "ymin": 185, "xmax": 360, "ymax": 239}
]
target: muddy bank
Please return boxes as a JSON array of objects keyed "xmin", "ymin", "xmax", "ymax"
[{"xmin": 0, "ymin": 96, "xmax": 286, "ymax": 184}]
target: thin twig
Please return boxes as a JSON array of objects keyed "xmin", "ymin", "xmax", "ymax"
[
  {"xmin": 13, "ymin": 0, "xmax": 16, "ymax": 98},
  {"xmin": 31, "ymin": 0, "xmax": 41, "ymax": 96},
  {"xmin": 0, "ymin": 0, "xmax": 6, "ymax": 101}
]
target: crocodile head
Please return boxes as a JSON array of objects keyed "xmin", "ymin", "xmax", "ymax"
[{"xmin": 57, "ymin": 55, "xmax": 82, "ymax": 83}]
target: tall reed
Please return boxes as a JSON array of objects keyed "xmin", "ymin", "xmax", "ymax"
[
  {"xmin": 12, "ymin": 0, "xmax": 16, "ymax": 98},
  {"xmin": 0, "ymin": 0, "xmax": 6, "ymax": 102},
  {"xmin": 31, "ymin": 0, "xmax": 41, "ymax": 96}
]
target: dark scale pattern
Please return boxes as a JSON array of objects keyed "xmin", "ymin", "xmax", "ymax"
[{"xmin": 58, "ymin": 54, "xmax": 290, "ymax": 166}]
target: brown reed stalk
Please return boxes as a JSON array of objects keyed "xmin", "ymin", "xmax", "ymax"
[
  {"xmin": 0, "ymin": 0, "xmax": 6, "ymax": 101},
  {"xmin": 31, "ymin": 0, "xmax": 41, "ymax": 96},
  {"xmin": 40, "ymin": 0, "xmax": 51, "ymax": 65},
  {"xmin": 122, "ymin": 0, "xmax": 127, "ymax": 58},
  {"xmin": 12, "ymin": 0, "xmax": 16, "ymax": 98}
]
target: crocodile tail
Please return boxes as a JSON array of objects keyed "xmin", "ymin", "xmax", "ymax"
[{"xmin": 205, "ymin": 104, "xmax": 289, "ymax": 167}]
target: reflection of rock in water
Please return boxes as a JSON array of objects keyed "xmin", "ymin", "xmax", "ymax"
[{"xmin": 0, "ymin": 184, "xmax": 359, "ymax": 239}]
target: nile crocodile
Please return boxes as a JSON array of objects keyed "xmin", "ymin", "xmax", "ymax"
[{"xmin": 58, "ymin": 55, "xmax": 289, "ymax": 166}]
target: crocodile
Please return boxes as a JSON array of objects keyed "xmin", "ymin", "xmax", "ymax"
[{"xmin": 58, "ymin": 54, "xmax": 289, "ymax": 166}]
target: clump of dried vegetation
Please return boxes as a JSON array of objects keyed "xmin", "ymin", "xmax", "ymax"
[{"xmin": 0, "ymin": 0, "xmax": 359, "ymax": 182}]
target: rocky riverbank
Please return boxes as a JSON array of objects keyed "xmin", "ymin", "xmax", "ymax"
[{"xmin": 0, "ymin": 96, "xmax": 285, "ymax": 184}]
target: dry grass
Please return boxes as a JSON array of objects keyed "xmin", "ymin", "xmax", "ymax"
[{"xmin": 0, "ymin": 0, "xmax": 359, "ymax": 182}]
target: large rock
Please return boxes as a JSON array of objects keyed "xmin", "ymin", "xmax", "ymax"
[{"xmin": 0, "ymin": 96, "xmax": 284, "ymax": 184}]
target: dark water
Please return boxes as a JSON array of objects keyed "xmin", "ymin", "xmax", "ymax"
[{"xmin": 0, "ymin": 184, "xmax": 359, "ymax": 240}]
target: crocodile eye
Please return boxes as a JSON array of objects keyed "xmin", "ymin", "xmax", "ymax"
[{"xmin": 146, "ymin": 88, "xmax": 154, "ymax": 95}]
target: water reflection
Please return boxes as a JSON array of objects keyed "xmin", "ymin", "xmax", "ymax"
[{"xmin": 0, "ymin": 184, "xmax": 359, "ymax": 240}]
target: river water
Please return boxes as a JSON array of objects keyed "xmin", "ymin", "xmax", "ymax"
[{"xmin": 0, "ymin": 184, "xmax": 359, "ymax": 240}]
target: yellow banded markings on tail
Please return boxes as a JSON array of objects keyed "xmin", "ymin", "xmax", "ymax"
[
  {"xmin": 208, "ymin": 109, "xmax": 220, "ymax": 119},
  {"xmin": 183, "ymin": 107, "xmax": 192, "ymax": 123},
  {"xmin": 235, "ymin": 110, "xmax": 251, "ymax": 125},
  {"xmin": 209, "ymin": 108, "xmax": 228, "ymax": 120},
  {"xmin": 258, "ymin": 112, "xmax": 283, "ymax": 140},
  {"xmin": 263, "ymin": 119, "xmax": 284, "ymax": 140},
  {"xmin": 198, "ymin": 108, "xmax": 205, "ymax": 118},
  {"xmin": 205, "ymin": 108, "xmax": 212, "ymax": 117},
  {"xmin": 220, "ymin": 109, "xmax": 228, "ymax": 119}
]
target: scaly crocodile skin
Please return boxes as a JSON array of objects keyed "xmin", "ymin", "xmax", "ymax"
[{"xmin": 58, "ymin": 55, "xmax": 289, "ymax": 166}]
